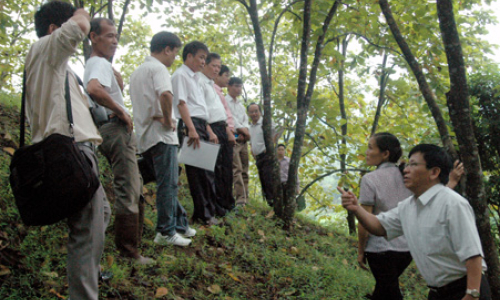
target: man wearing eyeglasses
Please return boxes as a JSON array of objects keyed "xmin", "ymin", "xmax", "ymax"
[{"xmin": 339, "ymin": 144, "xmax": 490, "ymax": 300}]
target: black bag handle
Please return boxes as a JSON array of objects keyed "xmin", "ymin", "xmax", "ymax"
[{"xmin": 20, "ymin": 70, "xmax": 74, "ymax": 147}]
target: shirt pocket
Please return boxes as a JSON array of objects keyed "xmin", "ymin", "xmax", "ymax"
[{"xmin": 419, "ymin": 224, "xmax": 450, "ymax": 256}]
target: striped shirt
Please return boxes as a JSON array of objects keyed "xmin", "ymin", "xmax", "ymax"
[{"xmin": 359, "ymin": 162, "xmax": 411, "ymax": 253}]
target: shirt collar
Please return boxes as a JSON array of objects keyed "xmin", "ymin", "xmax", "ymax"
[
  {"xmin": 145, "ymin": 56, "xmax": 161, "ymax": 64},
  {"xmin": 213, "ymin": 84, "xmax": 222, "ymax": 92},
  {"xmin": 377, "ymin": 161, "xmax": 397, "ymax": 170},
  {"xmin": 198, "ymin": 72, "xmax": 213, "ymax": 84},
  {"xmin": 251, "ymin": 116, "xmax": 263, "ymax": 126},
  {"xmin": 416, "ymin": 184, "xmax": 444, "ymax": 206},
  {"xmin": 181, "ymin": 64, "xmax": 196, "ymax": 78}
]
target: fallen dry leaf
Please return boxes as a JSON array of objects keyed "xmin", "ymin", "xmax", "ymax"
[
  {"xmin": 144, "ymin": 217, "xmax": 155, "ymax": 228},
  {"xmin": 2, "ymin": 147, "xmax": 15, "ymax": 156},
  {"xmin": 290, "ymin": 246, "xmax": 299, "ymax": 255},
  {"xmin": 265, "ymin": 210, "xmax": 275, "ymax": 218},
  {"xmin": 257, "ymin": 229, "xmax": 265, "ymax": 237},
  {"xmin": 155, "ymin": 287, "xmax": 169, "ymax": 298},
  {"xmin": 0, "ymin": 267, "xmax": 11, "ymax": 276},
  {"xmin": 49, "ymin": 289, "xmax": 66, "ymax": 299},
  {"xmin": 207, "ymin": 284, "xmax": 222, "ymax": 294},
  {"xmin": 42, "ymin": 271, "xmax": 59, "ymax": 278},
  {"xmin": 227, "ymin": 272, "xmax": 241, "ymax": 282},
  {"xmin": 342, "ymin": 259, "xmax": 348, "ymax": 266},
  {"xmin": 106, "ymin": 255, "xmax": 114, "ymax": 268},
  {"xmin": 144, "ymin": 195, "xmax": 155, "ymax": 206}
]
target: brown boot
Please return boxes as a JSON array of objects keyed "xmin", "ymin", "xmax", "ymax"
[{"xmin": 114, "ymin": 214, "xmax": 154, "ymax": 265}]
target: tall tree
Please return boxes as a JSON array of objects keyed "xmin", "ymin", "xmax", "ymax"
[{"xmin": 436, "ymin": 0, "xmax": 500, "ymax": 295}]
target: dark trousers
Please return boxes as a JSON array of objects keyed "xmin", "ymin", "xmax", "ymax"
[
  {"xmin": 255, "ymin": 152, "xmax": 275, "ymax": 206},
  {"xmin": 365, "ymin": 251, "xmax": 412, "ymax": 300},
  {"xmin": 183, "ymin": 118, "xmax": 217, "ymax": 222},
  {"xmin": 428, "ymin": 274, "xmax": 491, "ymax": 300},
  {"xmin": 211, "ymin": 121, "xmax": 235, "ymax": 216}
]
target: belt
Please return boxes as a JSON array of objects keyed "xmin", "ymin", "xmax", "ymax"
[
  {"xmin": 191, "ymin": 117, "xmax": 207, "ymax": 126},
  {"xmin": 210, "ymin": 120, "xmax": 227, "ymax": 127},
  {"xmin": 99, "ymin": 115, "xmax": 122, "ymax": 127},
  {"xmin": 428, "ymin": 276, "xmax": 466, "ymax": 295},
  {"xmin": 76, "ymin": 141, "xmax": 95, "ymax": 151}
]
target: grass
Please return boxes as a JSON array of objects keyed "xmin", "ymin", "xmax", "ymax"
[{"xmin": 0, "ymin": 101, "xmax": 429, "ymax": 299}]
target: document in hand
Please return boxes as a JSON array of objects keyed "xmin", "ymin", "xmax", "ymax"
[{"xmin": 178, "ymin": 139, "xmax": 220, "ymax": 172}]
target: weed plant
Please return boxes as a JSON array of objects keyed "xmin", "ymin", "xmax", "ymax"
[{"xmin": 0, "ymin": 100, "xmax": 431, "ymax": 299}]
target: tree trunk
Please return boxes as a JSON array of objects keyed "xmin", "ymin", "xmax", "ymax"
[
  {"xmin": 436, "ymin": 0, "xmax": 500, "ymax": 296},
  {"xmin": 371, "ymin": 52, "xmax": 389, "ymax": 136},
  {"xmin": 286, "ymin": 0, "xmax": 341, "ymax": 228},
  {"xmin": 238, "ymin": 0, "xmax": 283, "ymax": 219},
  {"xmin": 337, "ymin": 36, "xmax": 356, "ymax": 234},
  {"xmin": 378, "ymin": 0, "xmax": 457, "ymax": 159}
]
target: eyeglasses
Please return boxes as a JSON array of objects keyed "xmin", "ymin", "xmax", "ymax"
[{"xmin": 406, "ymin": 162, "xmax": 427, "ymax": 168}]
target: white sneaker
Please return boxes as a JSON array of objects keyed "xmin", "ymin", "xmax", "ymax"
[
  {"xmin": 154, "ymin": 232, "xmax": 191, "ymax": 247},
  {"xmin": 180, "ymin": 227, "xmax": 196, "ymax": 238}
]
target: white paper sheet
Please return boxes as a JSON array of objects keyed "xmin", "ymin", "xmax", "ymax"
[{"xmin": 178, "ymin": 139, "xmax": 220, "ymax": 171}]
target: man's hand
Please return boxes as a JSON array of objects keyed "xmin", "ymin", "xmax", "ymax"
[
  {"xmin": 357, "ymin": 252, "xmax": 369, "ymax": 271},
  {"xmin": 447, "ymin": 160, "xmax": 464, "ymax": 189},
  {"xmin": 209, "ymin": 132, "xmax": 218, "ymax": 144},
  {"xmin": 337, "ymin": 186, "xmax": 360, "ymax": 213},
  {"xmin": 207, "ymin": 125, "xmax": 219, "ymax": 144},
  {"xmin": 228, "ymin": 131, "xmax": 236, "ymax": 146},
  {"xmin": 72, "ymin": 9, "xmax": 91, "ymax": 35},
  {"xmin": 187, "ymin": 128, "xmax": 200, "ymax": 149},
  {"xmin": 113, "ymin": 68, "xmax": 124, "ymax": 92},
  {"xmin": 236, "ymin": 135, "xmax": 245, "ymax": 143},
  {"xmin": 118, "ymin": 112, "xmax": 133, "ymax": 133}
]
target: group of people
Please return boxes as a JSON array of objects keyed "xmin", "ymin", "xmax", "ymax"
[
  {"xmin": 24, "ymin": 1, "xmax": 292, "ymax": 299},
  {"xmin": 339, "ymin": 133, "xmax": 492, "ymax": 300},
  {"xmin": 24, "ymin": 2, "xmax": 489, "ymax": 300}
]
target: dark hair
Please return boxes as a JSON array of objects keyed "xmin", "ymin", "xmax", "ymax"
[
  {"xmin": 228, "ymin": 77, "xmax": 243, "ymax": 86},
  {"xmin": 372, "ymin": 132, "xmax": 402, "ymax": 163},
  {"xmin": 408, "ymin": 144, "xmax": 453, "ymax": 184},
  {"xmin": 277, "ymin": 144, "xmax": 286, "ymax": 149},
  {"xmin": 182, "ymin": 41, "xmax": 209, "ymax": 62},
  {"xmin": 150, "ymin": 31, "xmax": 182, "ymax": 53},
  {"xmin": 35, "ymin": 1, "xmax": 76, "ymax": 38},
  {"xmin": 89, "ymin": 18, "xmax": 114, "ymax": 37},
  {"xmin": 219, "ymin": 65, "xmax": 230, "ymax": 76},
  {"xmin": 206, "ymin": 53, "xmax": 221, "ymax": 65},
  {"xmin": 247, "ymin": 102, "xmax": 262, "ymax": 113}
]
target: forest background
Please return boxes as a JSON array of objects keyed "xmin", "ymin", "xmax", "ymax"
[{"xmin": 1, "ymin": 0, "xmax": 500, "ymax": 298}]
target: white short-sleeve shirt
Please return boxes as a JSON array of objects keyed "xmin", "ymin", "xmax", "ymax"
[
  {"xmin": 248, "ymin": 116, "xmax": 275, "ymax": 156},
  {"xmin": 198, "ymin": 72, "xmax": 227, "ymax": 124},
  {"xmin": 171, "ymin": 64, "xmax": 208, "ymax": 120},
  {"xmin": 83, "ymin": 56, "xmax": 129, "ymax": 116},
  {"xmin": 129, "ymin": 56, "xmax": 178, "ymax": 153},
  {"xmin": 226, "ymin": 94, "xmax": 249, "ymax": 131},
  {"xmin": 377, "ymin": 184, "xmax": 487, "ymax": 287}
]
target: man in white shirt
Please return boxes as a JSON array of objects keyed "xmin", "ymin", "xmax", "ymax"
[
  {"xmin": 340, "ymin": 144, "xmax": 491, "ymax": 300},
  {"xmin": 248, "ymin": 103, "xmax": 278, "ymax": 207},
  {"xmin": 129, "ymin": 31, "xmax": 195, "ymax": 247},
  {"xmin": 26, "ymin": 2, "xmax": 109, "ymax": 298},
  {"xmin": 172, "ymin": 41, "xmax": 219, "ymax": 226},
  {"xmin": 85, "ymin": 18, "xmax": 150, "ymax": 263},
  {"xmin": 226, "ymin": 77, "xmax": 250, "ymax": 206},
  {"xmin": 199, "ymin": 53, "xmax": 236, "ymax": 216}
]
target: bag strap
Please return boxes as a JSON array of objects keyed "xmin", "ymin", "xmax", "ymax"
[{"xmin": 20, "ymin": 70, "xmax": 74, "ymax": 147}]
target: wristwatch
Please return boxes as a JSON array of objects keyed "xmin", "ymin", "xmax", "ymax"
[{"xmin": 466, "ymin": 289, "xmax": 480, "ymax": 298}]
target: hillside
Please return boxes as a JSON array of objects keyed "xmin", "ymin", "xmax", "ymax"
[{"xmin": 0, "ymin": 102, "xmax": 428, "ymax": 299}]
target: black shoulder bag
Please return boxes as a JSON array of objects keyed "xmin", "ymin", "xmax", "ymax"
[{"xmin": 9, "ymin": 71, "xmax": 100, "ymax": 226}]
